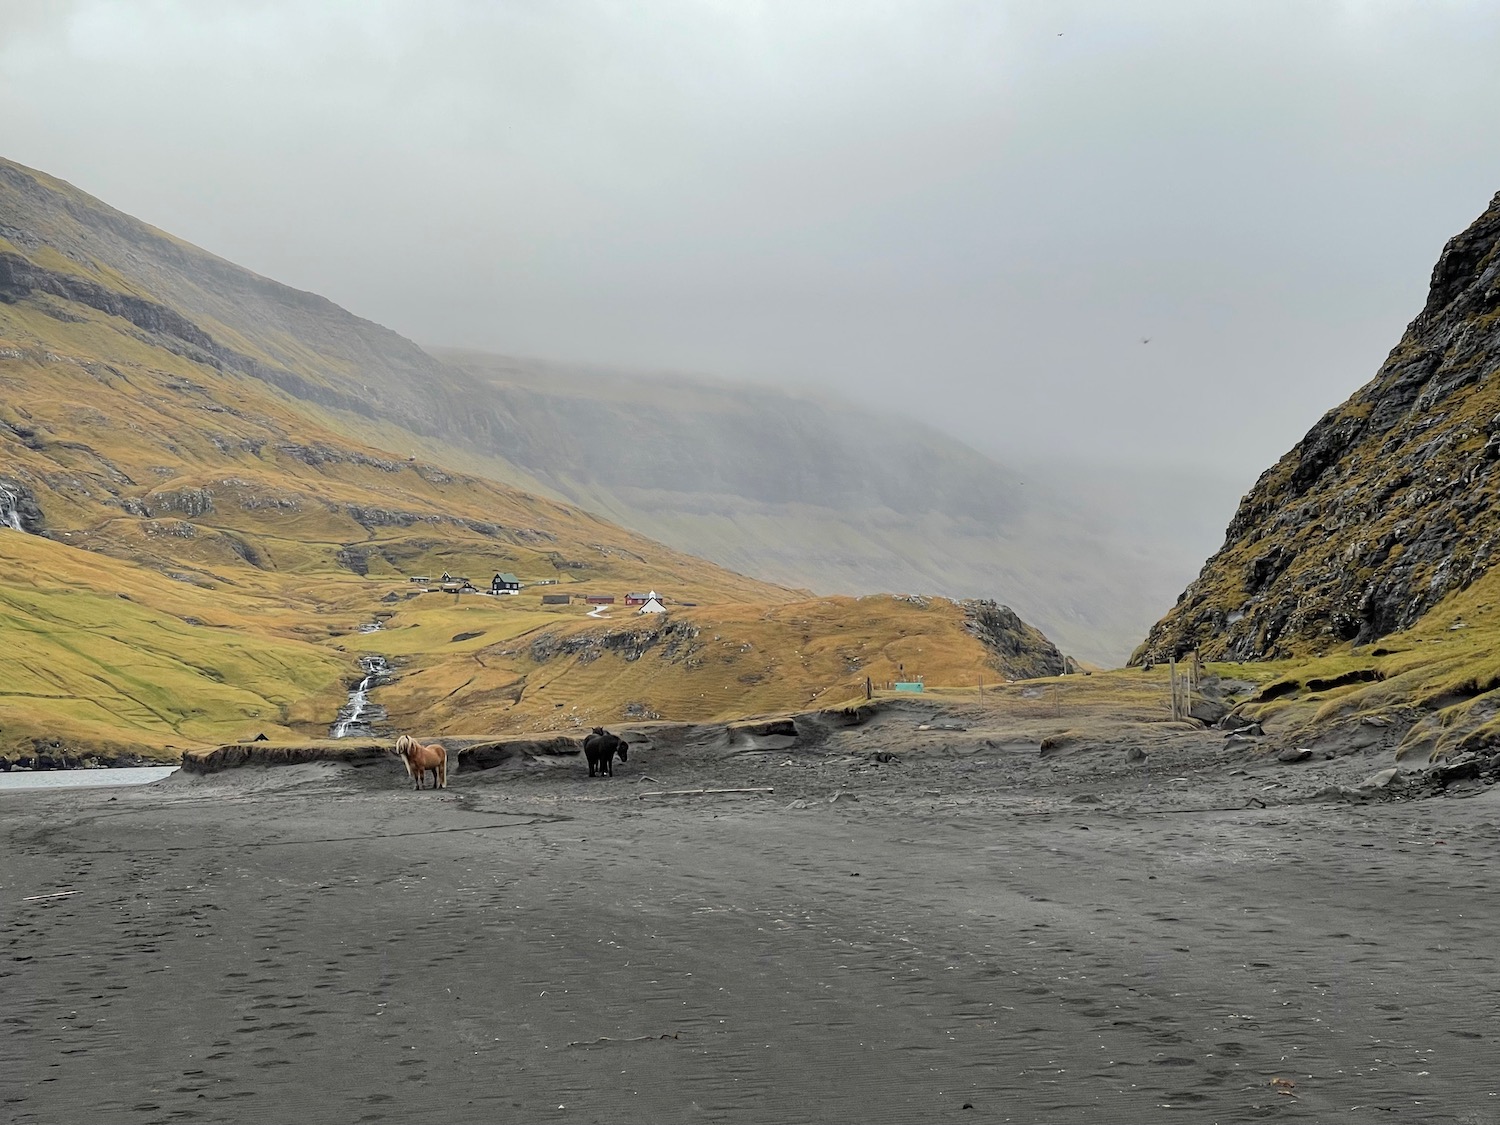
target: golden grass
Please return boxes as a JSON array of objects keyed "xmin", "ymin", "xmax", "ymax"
[
  {"xmin": 0, "ymin": 165, "xmax": 1081, "ymax": 760},
  {"xmin": 0, "ymin": 533, "xmax": 347, "ymax": 756},
  {"xmin": 1208, "ymin": 565, "xmax": 1500, "ymax": 759},
  {"xmin": 31, "ymin": 171, "xmax": 1468, "ymax": 763},
  {"xmin": 370, "ymin": 593, "xmax": 1057, "ymax": 736},
  {"xmin": 0, "ymin": 301, "xmax": 1064, "ymax": 757}
]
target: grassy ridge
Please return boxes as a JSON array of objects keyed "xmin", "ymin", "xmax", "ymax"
[{"xmin": 372, "ymin": 594, "xmax": 1018, "ymax": 736}]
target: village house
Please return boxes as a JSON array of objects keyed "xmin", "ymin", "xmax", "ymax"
[
  {"xmin": 585, "ymin": 595, "xmax": 616, "ymax": 605},
  {"xmin": 491, "ymin": 572, "xmax": 522, "ymax": 594}
]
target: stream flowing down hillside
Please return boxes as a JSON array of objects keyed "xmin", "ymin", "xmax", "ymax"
[
  {"xmin": 330, "ymin": 655, "xmax": 392, "ymax": 739},
  {"xmin": 1, "ymin": 484, "xmax": 25, "ymax": 531}
]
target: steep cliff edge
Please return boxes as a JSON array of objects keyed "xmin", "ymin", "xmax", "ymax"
[{"xmin": 1140, "ymin": 191, "xmax": 1500, "ymax": 663}]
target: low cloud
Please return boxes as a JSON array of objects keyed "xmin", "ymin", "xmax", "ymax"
[{"xmin": 3, "ymin": 0, "xmax": 1498, "ymax": 477}]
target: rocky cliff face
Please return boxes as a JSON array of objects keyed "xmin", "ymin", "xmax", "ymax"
[
  {"xmin": 962, "ymin": 600, "xmax": 1066, "ymax": 679},
  {"xmin": 1140, "ymin": 191, "xmax": 1500, "ymax": 661},
  {"xmin": 0, "ymin": 477, "xmax": 43, "ymax": 532}
]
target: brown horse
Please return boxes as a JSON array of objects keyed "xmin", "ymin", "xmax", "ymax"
[{"xmin": 394, "ymin": 734, "xmax": 448, "ymax": 790}]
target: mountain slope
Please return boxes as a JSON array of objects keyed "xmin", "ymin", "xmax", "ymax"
[
  {"xmin": 0, "ymin": 157, "xmax": 1063, "ymax": 758},
  {"xmin": 1, "ymin": 156, "xmax": 1168, "ymax": 666},
  {"xmin": 1140, "ymin": 191, "xmax": 1500, "ymax": 663},
  {"xmin": 435, "ymin": 350, "xmax": 1181, "ymax": 665},
  {"xmin": 0, "ymin": 159, "xmax": 456, "ymax": 432},
  {"xmin": 1135, "ymin": 189, "xmax": 1500, "ymax": 761}
]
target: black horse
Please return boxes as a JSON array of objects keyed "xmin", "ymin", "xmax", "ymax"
[{"xmin": 582, "ymin": 727, "xmax": 629, "ymax": 777}]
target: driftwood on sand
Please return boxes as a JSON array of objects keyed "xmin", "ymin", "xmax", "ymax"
[{"xmin": 637, "ymin": 787, "xmax": 774, "ymax": 798}]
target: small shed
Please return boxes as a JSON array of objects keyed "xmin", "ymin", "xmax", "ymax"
[
  {"xmin": 585, "ymin": 595, "xmax": 616, "ymax": 605},
  {"xmin": 541, "ymin": 593, "xmax": 572, "ymax": 605},
  {"xmin": 638, "ymin": 597, "xmax": 666, "ymax": 615},
  {"xmin": 491, "ymin": 572, "xmax": 522, "ymax": 594}
]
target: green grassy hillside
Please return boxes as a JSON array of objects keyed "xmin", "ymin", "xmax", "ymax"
[{"xmin": 0, "ymin": 157, "xmax": 1063, "ymax": 760}]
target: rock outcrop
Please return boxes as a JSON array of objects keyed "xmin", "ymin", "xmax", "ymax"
[
  {"xmin": 0, "ymin": 476, "xmax": 43, "ymax": 532},
  {"xmin": 1140, "ymin": 191, "xmax": 1500, "ymax": 661},
  {"xmin": 962, "ymin": 599, "xmax": 1067, "ymax": 679}
]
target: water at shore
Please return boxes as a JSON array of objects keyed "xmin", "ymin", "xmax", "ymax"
[{"xmin": 0, "ymin": 765, "xmax": 178, "ymax": 791}]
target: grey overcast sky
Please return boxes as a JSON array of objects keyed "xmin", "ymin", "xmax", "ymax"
[{"xmin": 3, "ymin": 0, "xmax": 1499, "ymax": 482}]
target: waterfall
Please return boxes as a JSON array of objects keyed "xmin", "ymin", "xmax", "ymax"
[
  {"xmin": 330, "ymin": 655, "xmax": 391, "ymax": 739},
  {"xmin": 0, "ymin": 484, "xmax": 23, "ymax": 532}
]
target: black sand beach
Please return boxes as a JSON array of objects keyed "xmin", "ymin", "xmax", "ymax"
[{"xmin": 5, "ymin": 714, "xmax": 1499, "ymax": 1123}]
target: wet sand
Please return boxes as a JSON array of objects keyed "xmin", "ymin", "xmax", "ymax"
[{"xmin": 4, "ymin": 715, "xmax": 1500, "ymax": 1124}]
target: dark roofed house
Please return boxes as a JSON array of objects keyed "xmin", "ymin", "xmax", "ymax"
[
  {"xmin": 541, "ymin": 593, "xmax": 572, "ymax": 605},
  {"xmin": 491, "ymin": 572, "xmax": 522, "ymax": 594}
]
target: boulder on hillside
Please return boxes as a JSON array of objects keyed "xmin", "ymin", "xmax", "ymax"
[{"xmin": 962, "ymin": 600, "xmax": 1066, "ymax": 680}]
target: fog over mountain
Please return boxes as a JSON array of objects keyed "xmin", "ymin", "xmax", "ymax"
[
  {"xmin": 4, "ymin": 1, "xmax": 1499, "ymax": 622},
  {"xmin": 6, "ymin": 4, "xmax": 1499, "ymax": 464}
]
